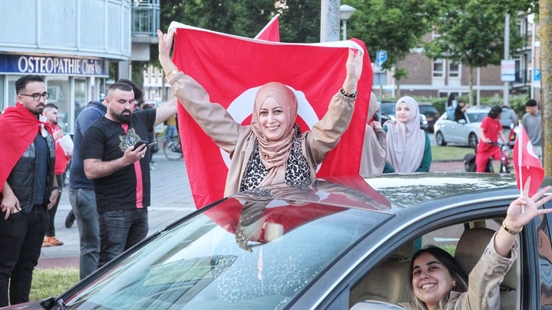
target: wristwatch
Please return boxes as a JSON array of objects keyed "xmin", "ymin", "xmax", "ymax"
[{"xmin": 52, "ymin": 186, "xmax": 62, "ymax": 194}]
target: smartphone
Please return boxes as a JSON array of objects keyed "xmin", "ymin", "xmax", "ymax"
[{"xmin": 133, "ymin": 140, "xmax": 148, "ymax": 151}]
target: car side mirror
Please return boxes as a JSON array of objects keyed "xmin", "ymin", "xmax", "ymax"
[
  {"xmin": 351, "ymin": 301, "xmax": 406, "ymax": 310},
  {"xmin": 458, "ymin": 119, "xmax": 466, "ymax": 124}
]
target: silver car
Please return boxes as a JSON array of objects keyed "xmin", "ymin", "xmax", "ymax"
[{"xmin": 434, "ymin": 106, "xmax": 490, "ymax": 148}]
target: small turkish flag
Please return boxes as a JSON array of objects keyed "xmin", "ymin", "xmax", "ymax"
[
  {"xmin": 513, "ymin": 125, "xmax": 544, "ymax": 196},
  {"xmin": 255, "ymin": 14, "xmax": 280, "ymax": 42},
  {"xmin": 169, "ymin": 22, "xmax": 373, "ymax": 207}
]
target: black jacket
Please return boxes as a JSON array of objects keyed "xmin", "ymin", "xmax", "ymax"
[{"xmin": 5, "ymin": 133, "xmax": 56, "ymax": 212}]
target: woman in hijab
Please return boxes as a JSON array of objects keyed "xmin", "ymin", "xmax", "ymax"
[
  {"xmin": 383, "ymin": 96, "xmax": 431, "ymax": 173},
  {"xmin": 360, "ymin": 92, "xmax": 387, "ymax": 176},
  {"xmin": 157, "ymin": 29, "xmax": 363, "ymax": 196}
]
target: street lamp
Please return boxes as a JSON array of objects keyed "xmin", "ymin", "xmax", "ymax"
[{"xmin": 339, "ymin": 4, "xmax": 356, "ymax": 40}]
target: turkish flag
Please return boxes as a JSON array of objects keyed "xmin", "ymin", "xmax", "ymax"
[
  {"xmin": 169, "ymin": 22, "xmax": 373, "ymax": 208},
  {"xmin": 255, "ymin": 14, "xmax": 280, "ymax": 42},
  {"xmin": 513, "ymin": 125, "xmax": 544, "ymax": 196}
]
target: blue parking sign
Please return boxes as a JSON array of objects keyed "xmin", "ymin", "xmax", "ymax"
[
  {"xmin": 534, "ymin": 69, "xmax": 541, "ymax": 82},
  {"xmin": 376, "ymin": 50, "xmax": 387, "ymax": 67}
]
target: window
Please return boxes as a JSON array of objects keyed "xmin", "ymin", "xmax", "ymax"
[
  {"xmin": 449, "ymin": 63, "xmax": 460, "ymax": 78},
  {"xmin": 433, "ymin": 60, "xmax": 444, "ymax": 77}
]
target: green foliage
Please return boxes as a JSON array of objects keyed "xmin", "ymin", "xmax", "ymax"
[
  {"xmin": 345, "ymin": 0, "xmax": 440, "ymax": 70},
  {"xmin": 423, "ymin": 1, "xmax": 523, "ymax": 69},
  {"xmin": 29, "ymin": 268, "xmax": 79, "ymax": 302}
]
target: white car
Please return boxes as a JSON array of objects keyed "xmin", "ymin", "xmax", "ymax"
[{"xmin": 434, "ymin": 106, "xmax": 490, "ymax": 148}]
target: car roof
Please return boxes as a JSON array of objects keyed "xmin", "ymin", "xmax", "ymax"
[{"xmin": 228, "ymin": 173, "xmax": 521, "ymax": 216}]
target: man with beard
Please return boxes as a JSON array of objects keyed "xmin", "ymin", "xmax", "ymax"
[
  {"xmin": 81, "ymin": 82, "xmax": 176, "ymax": 267},
  {"xmin": 0, "ymin": 75, "xmax": 60, "ymax": 306}
]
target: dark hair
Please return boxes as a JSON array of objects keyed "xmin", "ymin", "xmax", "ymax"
[
  {"xmin": 108, "ymin": 82, "xmax": 134, "ymax": 93},
  {"xmin": 15, "ymin": 75, "xmax": 44, "ymax": 94},
  {"xmin": 409, "ymin": 246, "xmax": 468, "ymax": 309},
  {"xmin": 117, "ymin": 78, "xmax": 143, "ymax": 102},
  {"xmin": 44, "ymin": 103, "xmax": 58, "ymax": 110},
  {"xmin": 488, "ymin": 105, "xmax": 502, "ymax": 119},
  {"xmin": 525, "ymin": 99, "xmax": 538, "ymax": 107}
]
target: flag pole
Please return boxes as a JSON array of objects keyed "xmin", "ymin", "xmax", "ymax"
[{"xmin": 519, "ymin": 124, "xmax": 524, "ymax": 214}]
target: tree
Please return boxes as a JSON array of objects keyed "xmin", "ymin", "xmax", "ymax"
[
  {"xmin": 541, "ymin": 0, "xmax": 552, "ymax": 175},
  {"xmin": 345, "ymin": 0, "xmax": 440, "ymax": 97},
  {"xmin": 423, "ymin": 0, "xmax": 523, "ymax": 105}
]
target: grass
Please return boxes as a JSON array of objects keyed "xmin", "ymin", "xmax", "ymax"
[
  {"xmin": 431, "ymin": 145, "xmax": 475, "ymax": 161},
  {"xmin": 29, "ymin": 268, "xmax": 79, "ymax": 302}
]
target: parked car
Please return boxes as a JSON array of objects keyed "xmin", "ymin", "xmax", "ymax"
[
  {"xmin": 379, "ymin": 102, "xmax": 429, "ymax": 132},
  {"xmin": 8, "ymin": 173, "xmax": 552, "ymax": 310},
  {"xmin": 434, "ymin": 106, "xmax": 490, "ymax": 148},
  {"xmin": 418, "ymin": 102, "xmax": 440, "ymax": 133}
]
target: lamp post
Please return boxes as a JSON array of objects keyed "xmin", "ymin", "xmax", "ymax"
[{"xmin": 339, "ymin": 4, "xmax": 356, "ymax": 40}]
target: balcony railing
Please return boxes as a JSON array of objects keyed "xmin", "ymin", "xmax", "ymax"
[{"xmin": 132, "ymin": 0, "xmax": 160, "ymax": 36}]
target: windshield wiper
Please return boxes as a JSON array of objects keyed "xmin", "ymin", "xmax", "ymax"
[{"xmin": 40, "ymin": 297, "xmax": 68, "ymax": 310}]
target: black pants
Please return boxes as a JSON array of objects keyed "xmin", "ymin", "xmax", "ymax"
[
  {"xmin": 0, "ymin": 205, "xmax": 48, "ymax": 306},
  {"xmin": 46, "ymin": 174, "xmax": 63, "ymax": 237}
]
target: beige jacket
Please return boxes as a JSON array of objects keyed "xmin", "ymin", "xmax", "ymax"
[
  {"xmin": 400, "ymin": 235, "xmax": 518, "ymax": 310},
  {"xmin": 172, "ymin": 75, "xmax": 355, "ymax": 196}
]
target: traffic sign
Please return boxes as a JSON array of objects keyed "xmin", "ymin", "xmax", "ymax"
[
  {"xmin": 501, "ymin": 60, "xmax": 515, "ymax": 82},
  {"xmin": 376, "ymin": 50, "xmax": 388, "ymax": 67},
  {"xmin": 534, "ymin": 68, "xmax": 541, "ymax": 81}
]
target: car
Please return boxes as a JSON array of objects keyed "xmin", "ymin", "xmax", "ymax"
[
  {"xmin": 379, "ymin": 102, "xmax": 429, "ymax": 132},
  {"xmin": 418, "ymin": 102, "xmax": 440, "ymax": 133},
  {"xmin": 8, "ymin": 173, "xmax": 552, "ymax": 310},
  {"xmin": 434, "ymin": 106, "xmax": 490, "ymax": 148}
]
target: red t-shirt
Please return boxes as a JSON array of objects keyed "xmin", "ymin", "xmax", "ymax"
[{"xmin": 478, "ymin": 116, "xmax": 501, "ymax": 153}]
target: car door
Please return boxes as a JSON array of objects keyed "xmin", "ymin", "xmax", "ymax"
[
  {"xmin": 301, "ymin": 196, "xmax": 534, "ymax": 310},
  {"xmin": 533, "ymin": 206, "xmax": 552, "ymax": 309}
]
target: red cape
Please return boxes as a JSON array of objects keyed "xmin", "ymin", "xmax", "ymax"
[{"xmin": 0, "ymin": 103, "xmax": 50, "ymax": 192}]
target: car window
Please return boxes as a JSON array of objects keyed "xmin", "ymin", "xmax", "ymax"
[
  {"xmin": 381, "ymin": 103, "xmax": 395, "ymax": 115},
  {"xmin": 62, "ymin": 199, "xmax": 390, "ymax": 310},
  {"xmin": 349, "ymin": 216, "xmax": 519, "ymax": 309},
  {"xmin": 539, "ymin": 213, "xmax": 552, "ymax": 308},
  {"xmin": 467, "ymin": 112, "xmax": 487, "ymax": 123}
]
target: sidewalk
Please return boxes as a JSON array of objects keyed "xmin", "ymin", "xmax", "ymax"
[
  {"xmin": 38, "ymin": 153, "xmax": 195, "ymax": 269},
  {"xmin": 37, "ymin": 155, "xmax": 466, "ymax": 269}
]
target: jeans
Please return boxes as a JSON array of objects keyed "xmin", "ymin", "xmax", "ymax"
[
  {"xmin": 46, "ymin": 174, "xmax": 63, "ymax": 237},
  {"xmin": 165, "ymin": 125, "xmax": 176, "ymax": 140},
  {"xmin": 0, "ymin": 205, "xmax": 48, "ymax": 306},
  {"xmin": 69, "ymin": 188, "xmax": 100, "ymax": 280},
  {"xmin": 98, "ymin": 209, "xmax": 148, "ymax": 267}
]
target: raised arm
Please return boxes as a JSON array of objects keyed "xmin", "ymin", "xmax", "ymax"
[
  {"xmin": 495, "ymin": 177, "xmax": 552, "ymax": 257},
  {"xmin": 306, "ymin": 48, "xmax": 363, "ymax": 163}
]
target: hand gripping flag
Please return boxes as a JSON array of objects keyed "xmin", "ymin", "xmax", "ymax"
[
  {"xmin": 168, "ymin": 22, "xmax": 373, "ymax": 208},
  {"xmin": 513, "ymin": 124, "xmax": 544, "ymax": 196},
  {"xmin": 255, "ymin": 14, "xmax": 280, "ymax": 42}
]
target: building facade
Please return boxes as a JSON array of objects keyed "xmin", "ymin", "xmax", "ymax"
[{"xmin": 0, "ymin": 0, "xmax": 159, "ymax": 133}]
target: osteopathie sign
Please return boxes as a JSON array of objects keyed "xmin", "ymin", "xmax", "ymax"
[{"xmin": 0, "ymin": 53, "xmax": 107, "ymax": 76}]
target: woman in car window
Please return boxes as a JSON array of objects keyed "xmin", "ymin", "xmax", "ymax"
[
  {"xmin": 401, "ymin": 178, "xmax": 552, "ymax": 310},
  {"xmin": 382, "ymin": 96, "xmax": 431, "ymax": 173},
  {"xmin": 156, "ymin": 29, "xmax": 363, "ymax": 196}
]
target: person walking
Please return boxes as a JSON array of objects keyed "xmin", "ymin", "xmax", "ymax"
[
  {"xmin": 41, "ymin": 103, "xmax": 71, "ymax": 247},
  {"xmin": 521, "ymin": 99, "xmax": 542, "ymax": 161},
  {"xmin": 0, "ymin": 75, "xmax": 60, "ymax": 306},
  {"xmin": 81, "ymin": 82, "xmax": 177, "ymax": 267}
]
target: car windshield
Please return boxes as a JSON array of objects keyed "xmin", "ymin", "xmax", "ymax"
[
  {"xmin": 467, "ymin": 112, "xmax": 487, "ymax": 123},
  {"xmin": 62, "ymin": 197, "xmax": 390, "ymax": 309}
]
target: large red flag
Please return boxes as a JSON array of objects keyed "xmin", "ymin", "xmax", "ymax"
[
  {"xmin": 513, "ymin": 125, "xmax": 544, "ymax": 196},
  {"xmin": 169, "ymin": 22, "xmax": 373, "ymax": 208},
  {"xmin": 255, "ymin": 14, "xmax": 280, "ymax": 42}
]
